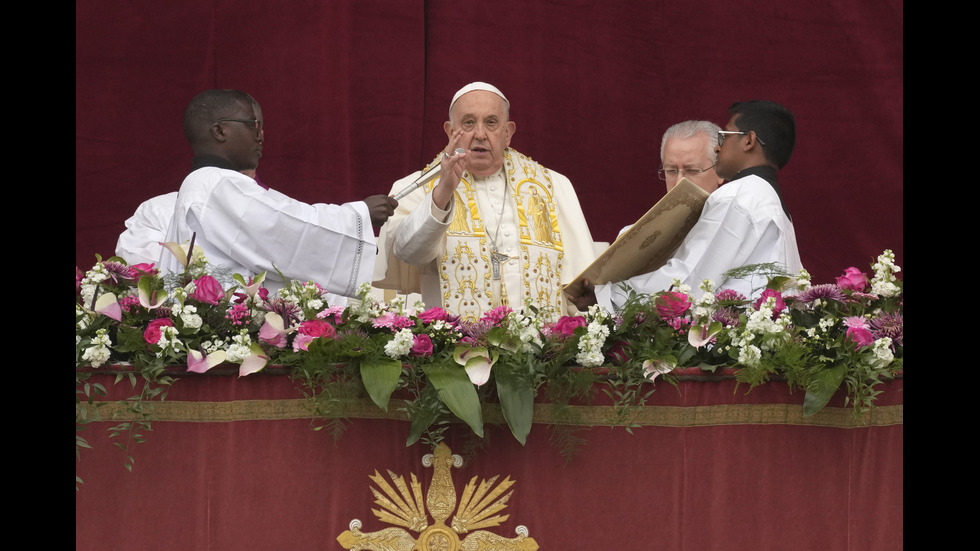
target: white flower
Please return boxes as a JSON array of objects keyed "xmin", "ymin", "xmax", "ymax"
[
  {"xmin": 384, "ymin": 328, "xmax": 415, "ymax": 359},
  {"xmin": 575, "ymin": 319, "xmax": 610, "ymax": 367},
  {"xmin": 872, "ymin": 338, "xmax": 894, "ymax": 363},
  {"xmin": 180, "ymin": 304, "xmax": 202, "ymax": 331},
  {"xmin": 738, "ymin": 344, "xmax": 762, "ymax": 367},
  {"xmin": 870, "ymin": 250, "xmax": 901, "ymax": 298},
  {"xmin": 796, "ymin": 268, "xmax": 812, "ymax": 291},
  {"xmin": 82, "ymin": 328, "xmax": 112, "ymax": 368},
  {"xmin": 225, "ymin": 332, "xmax": 253, "ymax": 363}
]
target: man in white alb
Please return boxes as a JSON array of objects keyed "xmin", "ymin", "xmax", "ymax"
[
  {"xmin": 373, "ymin": 82, "xmax": 596, "ymax": 322},
  {"xmin": 568, "ymin": 100, "xmax": 803, "ymax": 312},
  {"xmin": 159, "ymin": 89, "xmax": 398, "ymax": 298}
]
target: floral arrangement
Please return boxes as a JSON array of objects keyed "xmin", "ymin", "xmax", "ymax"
[{"xmin": 76, "ymin": 245, "xmax": 903, "ymax": 456}]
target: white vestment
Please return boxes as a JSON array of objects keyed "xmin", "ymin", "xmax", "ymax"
[
  {"xmin": 160, "ymin": 166, "xmax": 376, "ymax": 300},
  {"xmin": 115, "ymin": 192, "xmax": 178, "ymax": 266},
  {"xmin": 374, "ymin": 148, "xmax": 596, "ymax": 322},
  {"xmin": 595, "ymin": 173, "xmax": 803, "ymax": 311}
]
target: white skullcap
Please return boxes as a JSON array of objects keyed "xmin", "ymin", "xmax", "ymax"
[{"xmin": 449, "ymin": 82, "xmax": 509, "ymax": 119}]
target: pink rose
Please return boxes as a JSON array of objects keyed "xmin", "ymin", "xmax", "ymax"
[
  {"xmin": 846, "ymin": 326, "xmax": 875, "ymax": 349},
  {"xmin": 836, "ymin": 267, "xmax": 869, "ymax": 292},
  {"xmin": 551, "ymin": 315, "xmax": 587, "ymax": 337},
  {"xmin": 298, "ymin": 319, "xmax": 336, "ymax": 339},
  {"xmin": 753, "ymin": 289, "xmax": 786, "ymax": 315},
  {"xmin": 191, "ymin": 275, "xmax": 224, "ymax": 305},
  {"xmin": 144, "ymin": 318, "xmax": 174, "ymax": 344},
  {"xmin": 128, "ymin": 263, "xmax": 159, "ymax": 277},
  {"xmin": 410, "ymin": 334, "xmax": 434, "ymax": 357},
  {"xmin": 419, "ymin": 307, "xmax": 449, "ymax": 323},
  {"xmin": 655, "ymin": 292, "xmax": 691, "ymax": 320}
]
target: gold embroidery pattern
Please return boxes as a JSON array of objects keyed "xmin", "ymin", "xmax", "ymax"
[
  {"xmin": 437, "ymin": 150, "xmax": 566, "ymax": 322},
  {"xmin": 337, "ymin": 443, "xmax": 539, "ymax": 551}
]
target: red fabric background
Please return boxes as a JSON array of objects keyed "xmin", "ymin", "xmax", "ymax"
[
  {"xmin": 75, "ymin": 372, "xmax": 903, "ymax": 550},
  {"xmin": 75, "ymin": 1, "xmax": 903, "ymax": 284}
]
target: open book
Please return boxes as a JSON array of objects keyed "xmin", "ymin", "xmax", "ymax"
[{"xmin": 564, "ymin": 178, "xmax": 709, "ymax": 297}]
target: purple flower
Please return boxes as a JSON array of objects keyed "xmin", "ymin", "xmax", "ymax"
[
  {"xmin": 796, "ymin": 284, "xmax": 846, "ymax": 304},
  {"xmin": 871, "ymin": 312, "xmax": 903, "ymax": 348},
  {"xmin": 712, "ymin": 306, "xmax": 741, "ymax": 328}
]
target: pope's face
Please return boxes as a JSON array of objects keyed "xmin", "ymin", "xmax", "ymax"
[
  {"xmin": 662, "ymin": 133, "xmax": 722, "ymax": 194},
  {"xmin": 446, "ymin": 91, "xmax": 515, "ymax": 177}
]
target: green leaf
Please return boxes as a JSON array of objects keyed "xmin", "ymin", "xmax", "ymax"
[
  {"xmin": 422, "ymin": 363, "xmax": 483, "ymax": 437},
  {"xmin": 359, "ymin": 357, "xmax": 403, "ymax": 411},
  {"xmin": 803, "ymin": 364, "xmax": 847, "ymax": 416},
  {"xmin": 495, "ymin": 371, "xmax": 534, "ymax": 445}
]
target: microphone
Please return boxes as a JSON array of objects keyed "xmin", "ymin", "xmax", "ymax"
[{"xmin": 392, "ymin": 148, "xmax": 465, "ymax": 200}]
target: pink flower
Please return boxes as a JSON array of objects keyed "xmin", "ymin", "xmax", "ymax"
[
  {"xmin": 753, "ymin": 289, "xmax": 786, "ymax": 315},
  {"xmin": 480, "ymin": 306, "xmax": 513, "ymax": 325},
  {"xmin": 836, "ymin": 267, "xmax": 869, "ymax": 292},
  {"xmin": 846, "ymin": 326, "xmax": 875, "ymax": 349},
  {"xmin": 843, "ymin": 316, "xmax": 873, "ymax": 349},
  {"xmin": 410, "ymin": 334, "xmax": 434, "ymax": 357},
  {"xmin": 292, "ymin": 333, "xmax": 315, "ymax": 352},
  {"xmin": 144, "ymin": 318, "xmax": 174, "ymax": 344},
  {"xmin": 129, "ymin": 263, "xmax": 159, "ymax": 276},
  {"xmin": 298, "ymin": 319, "xmax": 336, "ymax": 339},
  {"xmin": 291, "ymin": 320, "xmax": 336, "ymax": 352},
  {"xmin": 654, "ymin": 292, "xmax": 691, "ymax": 321},
  {"xmin": 373, "ymin": 312, "xmax": 414, "ymax": 330},
  {"xmin": 317, "ymin": 305, "xmax": 346, "ymax": 324},
  {"xmin": 191, "ymin": 275, "xmax": 224, "ymax": 305},
  {"xmin": 419, "ymin": 307, "xmax": 449, "ymax": 323},
  {"xmin": 550, "ymin": 315, "xmax": 587, "ymax": 337}
]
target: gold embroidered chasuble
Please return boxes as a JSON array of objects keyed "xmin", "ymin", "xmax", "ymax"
[
  {"xmin": 439, "ymin": 151, "xmax": 566, "ymax": 322},
  {"xmin": 374, "ymin": 148, "xmax": 596, "ymax": 324}
]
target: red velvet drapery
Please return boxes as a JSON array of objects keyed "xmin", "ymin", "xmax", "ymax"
[
  {"xmin": 75, "ymin": 370, "xmax": 902, "ymax": 550},
  {"xmin": 75, "ymin": 1, "xmax": 903, "ymax": 284}
]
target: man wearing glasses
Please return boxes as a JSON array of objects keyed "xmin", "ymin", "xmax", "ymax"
[
  {"xmin": 155, "ymin": 89, "xmax": 398, "ymax": 299},
  {"xmin": 568, "ymin": 100, "xmax": 803, "ymax": 311},
  {"xmin": 658, "ymin": 120, "xmax": 724, "ymax": 195}
]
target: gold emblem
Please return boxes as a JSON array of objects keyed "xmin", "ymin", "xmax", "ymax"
[{"xmin": 337, "ymin": 443, "xmax": 539, "ymax": 551}]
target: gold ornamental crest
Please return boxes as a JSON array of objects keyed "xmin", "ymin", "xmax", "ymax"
[{"xmin": 337, "ymin": 443, "xmax": 538, "ymax": 551}]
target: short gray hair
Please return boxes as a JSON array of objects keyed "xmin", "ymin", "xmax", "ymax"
[{"xmin": 660, "ymin": 120, "xmax": 722, "ymax": 164}]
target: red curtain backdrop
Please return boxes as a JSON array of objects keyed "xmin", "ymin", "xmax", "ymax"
[{"xmin": 75, "ymin": 1, "xmax": 903, "ymax": 285}]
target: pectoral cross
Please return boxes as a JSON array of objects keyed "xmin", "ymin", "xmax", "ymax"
[{"xmin": 490, "ymin": 249, "xmax": 510, "ymax": 280}]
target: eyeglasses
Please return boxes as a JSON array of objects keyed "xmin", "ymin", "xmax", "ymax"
[
  {"xmin": 657, "ymin": 164, "xmax": 716, "ymax": 180},
  {"xmin": 717, "ymin": 130, "xmax": 765, "ymax": 147},
  {"xmin": 213, "ymin": 118, "xmax": 263, "ymax": 133}
]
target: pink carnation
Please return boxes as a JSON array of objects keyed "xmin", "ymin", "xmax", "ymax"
[
  {"xmin": 191, "ymin": 275, "xmax": 224, "ymax": 305},
  {"xmin": 836, "ymin": 267, "xmax": 869, "ymax": 292},
  {"xmin": 410, "ymin": 334, "xmax": 434, "ymax": 357},
  {"xmin": 144, "ymin": 318, "xmax": 174, "ymax": 344}
]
